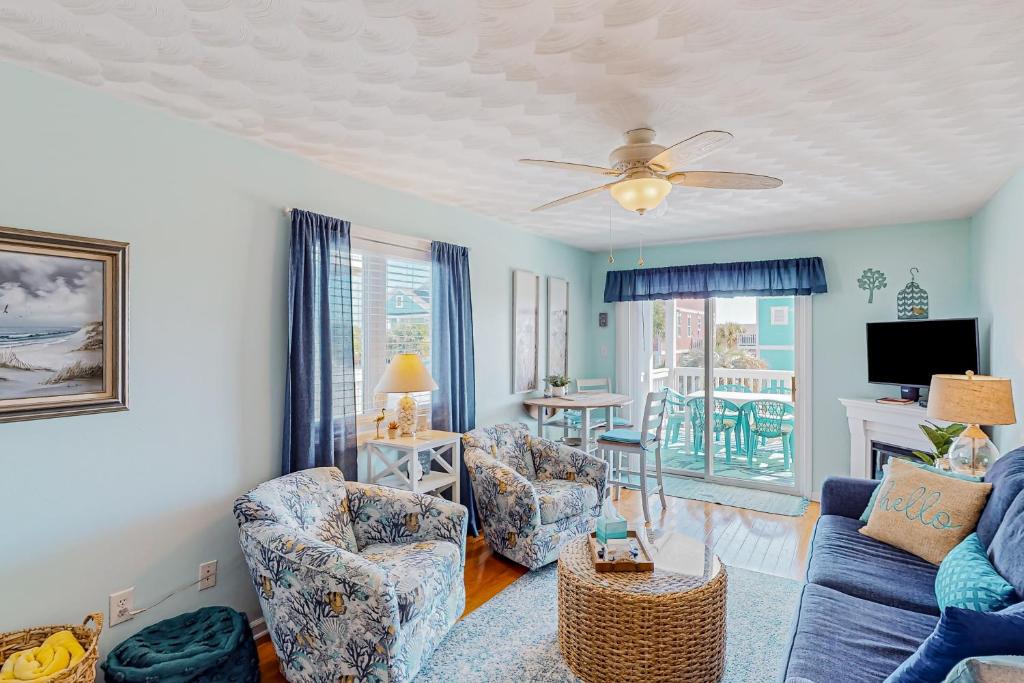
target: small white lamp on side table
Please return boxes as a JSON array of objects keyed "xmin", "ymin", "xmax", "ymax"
[
  {"xmin": 374, "ymin": 353, "xmax": 439, "ymax": 439},
  {"xmin": 927, "ymin": 371, "xmax": 1016, "ymax": 477}
]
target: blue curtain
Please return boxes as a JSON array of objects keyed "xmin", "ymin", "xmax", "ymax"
[
  {"xmin": 430, "ymin": 241, "xmax": 479, "ymax": 535},
  {"xmin": 282, "ymin": 209, "xmax": 357, "ymax": 478},
  {"xmin": 604, "ymin": 256, "xmax": 827, "ymax": 302}
]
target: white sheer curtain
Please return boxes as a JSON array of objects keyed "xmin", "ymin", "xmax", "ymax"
[{"xmin": 614, "ymin": 300, "xmax": 653, "ymax": 425}]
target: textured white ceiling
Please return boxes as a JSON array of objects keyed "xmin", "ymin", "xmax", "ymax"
[{"xmin": 1, "ymin": 1, "xmax": 1023, "ymax": 249}]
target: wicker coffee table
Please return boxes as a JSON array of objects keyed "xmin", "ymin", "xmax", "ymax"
[{"xmin": 557, "ymin": 532, "xmax": 727, "ymax": 683}]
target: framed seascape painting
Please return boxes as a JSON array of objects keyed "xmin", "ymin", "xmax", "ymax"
[
  {"xmin": 547, "ymin": 277, "xmax": 569, "ymax": 377},
  {"xmin": 0, "ymin": 226, "xmax": 128, "ymax": 423},
  {"xmin": 512, "ymin": 269, "xmax": 539, "ymax": 393}
]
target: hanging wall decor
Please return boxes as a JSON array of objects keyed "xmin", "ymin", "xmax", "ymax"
[
  {"xmin": 0, "ymin": 225, "xmax": 128, "ymax": 423},
  {"xmin": 857, "ymin": 267, "xmax": 887, "ymax": 304},
  {"xmin": 512, "ymin": 269, "xmax": 540, "ymax": 393},
  {"xmin": 897, "ymin": 267, "xmax": 929, "ymax": 319},
  {"xmin": 546, "ymin": 276, "xmax": 569, "ymax": 377}
]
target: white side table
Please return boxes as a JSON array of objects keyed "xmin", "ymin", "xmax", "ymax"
[{"xmin": 364, "ymin": 430, "xmax": 461, "ymax": 504}]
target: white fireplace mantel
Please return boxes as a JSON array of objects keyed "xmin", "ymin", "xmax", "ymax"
[{"xmin": 840, "ymin": 398, "xmax": 949, "ymax": 478}]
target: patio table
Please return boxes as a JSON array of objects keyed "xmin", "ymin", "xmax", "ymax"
[
  {"xmin": 684, "ymin": 390, "xmax": 793, "ymax": 406},
  {"xmin": 681, "ymin": 390, "xmax": 793, "ymax": 450}
]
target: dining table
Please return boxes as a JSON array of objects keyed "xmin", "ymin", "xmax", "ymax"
[
  {"xmin": 522, "ymin": 392, "xmax": 632, "ymax": 453},
  {"xmin": 685, "ymin": 390, "xmax": 793, "ymax": 406}
]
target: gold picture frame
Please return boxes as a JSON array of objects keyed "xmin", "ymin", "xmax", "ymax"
[{"xmin": 0, "ymin": 225, "xmax": 128, "ymax": 423}]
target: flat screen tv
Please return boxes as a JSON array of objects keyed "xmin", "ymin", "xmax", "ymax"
[{"xmin": 866, "ymin": 318, "xmax": 980, "ymax": 402}]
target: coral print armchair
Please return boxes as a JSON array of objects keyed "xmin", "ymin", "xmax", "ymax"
[
  {"xmin": 233, "ymin": 467, "xmax": 468, "ymax": 683},
  {"xmin": 463, "ymin": 422, "xmax": 608, "ymax": 570}
]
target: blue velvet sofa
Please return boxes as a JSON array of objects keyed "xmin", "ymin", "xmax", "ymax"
[{"xmin": 781, "ymin": 447, "xmax": 1024, "ymax": 683}]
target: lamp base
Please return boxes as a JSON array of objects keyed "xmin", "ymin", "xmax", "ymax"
[
  {"xmin": 948, "ymin": 424, "xmax": 998, "ymax": 477},
  {"xmin": 397, "ymin": 393, "xmax": 418, "ymax": 437}
]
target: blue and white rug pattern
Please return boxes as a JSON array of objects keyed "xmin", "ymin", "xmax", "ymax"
[{"xmin": 416, "ymin": 564, "xmax": 801, "ymax": 682}]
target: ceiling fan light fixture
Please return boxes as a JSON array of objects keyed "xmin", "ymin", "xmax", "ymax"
[{"xmin": 609, "ymin": 176, "xmax": 672, "ymax": 214}]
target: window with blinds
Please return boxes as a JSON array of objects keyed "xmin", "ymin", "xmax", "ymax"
[{"xmin": 351, "ymin": 232, "xmax": 432, "ymax": 429}]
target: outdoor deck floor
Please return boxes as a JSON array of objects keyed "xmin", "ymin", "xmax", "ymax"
[{"xmin": 661, "ymin": 435, "xmax": 796, "ymax": 487}]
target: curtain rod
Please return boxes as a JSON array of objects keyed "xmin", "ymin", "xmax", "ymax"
[{"xmin": 283, "ymin": 207, "xmax": 470, "ymax": 252}]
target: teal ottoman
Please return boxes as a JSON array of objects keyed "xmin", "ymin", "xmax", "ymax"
[{"xmin": 101, "ymin": 606, "xmax": 259, "ymax": 682}]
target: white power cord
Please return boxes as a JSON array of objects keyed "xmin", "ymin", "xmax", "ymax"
[{"xmin": 123, "ymin": 578, "xmax": 202, "ymax": 618}]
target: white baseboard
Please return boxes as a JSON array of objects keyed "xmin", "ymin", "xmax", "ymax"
[{"xmin": 250, "ymin": 616, "xmax": 267, "ymax": 640}]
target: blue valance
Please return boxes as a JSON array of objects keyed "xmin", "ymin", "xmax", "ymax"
[{"xmin": 604, "ymin": 256, "xmax": 827, "ymax": 302}]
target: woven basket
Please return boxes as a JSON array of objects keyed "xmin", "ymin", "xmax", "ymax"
[
  {"xmin": 557, "ymin": 537, "xmax": 727, "ymax": 683},
  {"xmin": 0, "ymin": 613, "xmax": 103, "ymax": 683}
]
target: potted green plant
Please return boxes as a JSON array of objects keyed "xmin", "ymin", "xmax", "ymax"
[
  {"xmin": 545, "ymin": 374, "xmax": 572, "ymax": 398},
  {"xmin": 913, "ymin": 421, "xmax": 967, "ymax": 467}
]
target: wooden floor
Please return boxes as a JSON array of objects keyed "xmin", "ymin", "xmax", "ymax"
[{"xmin": 258, "ymin": 490, "xmax": 819, "ymax": 681}]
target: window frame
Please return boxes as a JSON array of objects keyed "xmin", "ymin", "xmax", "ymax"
[{"xmin": 349, "ymin": 226, "xmax": 433, "ymax": 440}]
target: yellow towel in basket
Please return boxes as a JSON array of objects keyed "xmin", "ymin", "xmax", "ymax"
[{"xmin": 0, "ymin": 630, "xmax": 84, "ymax": 682}]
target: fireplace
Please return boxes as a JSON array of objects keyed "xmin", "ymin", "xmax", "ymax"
[
  {"xmin": 870, "ymin": 441, "xmax": 929, "ymax": 480},
  {"xmin": 840, "ymin": 398, "xmax": 948, "ymax": 479}
]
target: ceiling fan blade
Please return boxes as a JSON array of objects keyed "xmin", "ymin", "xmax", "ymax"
[
  {"xmin": 647, "ymin": 130, "xmax": 733, "ymax": 171},
  {"xmin": 531, "ymin": 183, "xmax": 616, "ymax": 212},
  {"xmin": 667, "ymin": 171, "xmax": 782, "ymax": 190},
  {"xmin": 519, "ymin": 159, "xmax": 621, "ymax": 176}
]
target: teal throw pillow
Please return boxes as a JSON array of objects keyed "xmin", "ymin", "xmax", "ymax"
[
  {"xmin": 935, "ymin": 533, "xmax": 1015, "ymax": 612},
  {"xmin": 860, "ymin": 461, "xmax": 981, "ymax": 523}
]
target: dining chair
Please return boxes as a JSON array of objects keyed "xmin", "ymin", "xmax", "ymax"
[
  {"xmin": 688, "ymin": 396, "xmax": 740, "ymax": 462},
  {"xmin": 563, "ymin": 377, "xmax": 633, "ymax": 432},
  {"xmin": 597, "ymin": 389, "xmax": 669, "ymax": 527},
  {"xmin": 744, "ymin": 399, "xmax": 794, "ymax": 468},
  {"xmin": 760, "ymin": 385, "xmax": 792, "ymax": 395},
  {"xmin": 664, "ymin": 388, "xmax": 689, "ymax": 448}
]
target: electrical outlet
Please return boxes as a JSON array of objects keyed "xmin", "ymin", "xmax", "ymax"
[
  {"xmin": 109, "ymin": 587, "xmax": 135, "ymax": 626},
  {"xmin": 199, "ymin": 560, "xmax": 217, "ymax": 591}
]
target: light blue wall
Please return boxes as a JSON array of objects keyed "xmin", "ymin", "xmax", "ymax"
[
  {"xmin": 757, "ymin": 297, "xmax": 795, "ymax": 347},
  {"xmin": 0, "ymin": 63, "xmax": 592, "ymax": 649},
  {"xmin": 971, "ymin": 169, "xmax": 1024, "ymax": 453},
  {"xmin": 590, "ymin": 220, "xmax": 976, "ymax": 492},
  {"xmin": 759, "ymin": 349, "xmax": 795, "ymax": 372},
  {"xmin": 757, "ymin": 296, "xmax": 795, "ymax": 371}
]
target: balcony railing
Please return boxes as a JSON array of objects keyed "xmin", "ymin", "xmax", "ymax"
[
  {"xmin": 669, "ymin": 366, "xmax": 793, "ymax": 395},
  {"xmin": 651, "ymin": 367, "xmax": 671, "ymax": 392}
]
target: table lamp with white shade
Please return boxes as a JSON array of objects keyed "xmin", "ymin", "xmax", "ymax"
[
  {"xmin": 927, "ymin": 371, "xmax": 1016, "ymax": 476},
  {"xmin": 374, "ymin": 353, "xmax": 438, "ymax": 438}
]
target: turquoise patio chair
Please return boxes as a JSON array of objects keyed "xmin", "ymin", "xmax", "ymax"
[
  {"xmin": 688, "ymin": 396, "xmax": 740, "ymax": 462},
  {"xmin": 760, "ymin": 385, "xmax": 791, "ymax": 395},
  {"xmin": 716, "ymin": 383, "xmax": 751, "ymax": 393},
  {"xmin": 664, "ymin": 388, "xmax": 689, "ymax": 448},
  {"xmin": 744, "ymin": 399, "xmax": 794, "ymax": 469}
]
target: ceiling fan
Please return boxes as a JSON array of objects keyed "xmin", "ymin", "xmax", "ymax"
[{"xmin": 520, "ymin": 128, "xmax": 782, "ymax": 215}]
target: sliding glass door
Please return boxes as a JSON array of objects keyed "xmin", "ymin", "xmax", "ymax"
[
  {"xmin": 708, "ymin": 296, "xmax": 797, "ymax": 489},
  {"xmin": 658, "ymin": 295, "xmax": 808, "ymax": 494}
]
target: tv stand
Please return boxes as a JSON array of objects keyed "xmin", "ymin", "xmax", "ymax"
[{"xmin": 900, "ymin": 386, "xmax": 921, "ymax": 402}]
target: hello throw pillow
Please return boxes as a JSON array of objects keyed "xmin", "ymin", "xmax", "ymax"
[{"xmin": 860, "ymin": 459, "xmax": 992, "ymax": 565}]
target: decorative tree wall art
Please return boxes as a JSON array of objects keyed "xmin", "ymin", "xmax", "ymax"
[
  {"xmin": 858, "ymin": 268, "xmax": 887, "ymax": 304},
  {"xmin": 897, "ymin": 267, "xmax": 929, "ymax": 319}
]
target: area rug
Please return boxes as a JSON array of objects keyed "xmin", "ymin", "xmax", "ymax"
[
  {"xmin": 662, "ymin": 475, "xmax": 809, "ymax": 516},
  {"xmin": 415, "ymin": 564, "xmax": 801, "ymax": 682}
]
